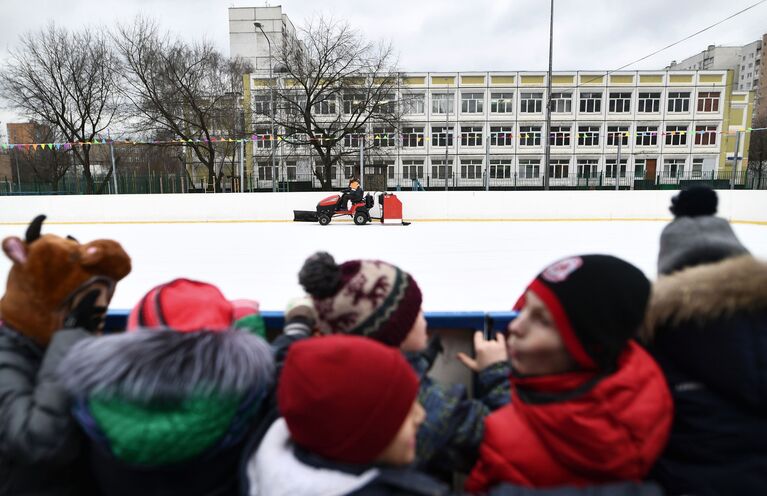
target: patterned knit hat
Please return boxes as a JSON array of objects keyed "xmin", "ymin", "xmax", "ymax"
[
  {"xmin": 298, "ymin": 252, "xmax": 422, "ymax": 346},
  {"xmin": 515, "ymin": 255, "xmax": 650, "ymax": 371},
  {"xmin": 278, "ymin": 335, "xmax": 419, "ymax": 464}
]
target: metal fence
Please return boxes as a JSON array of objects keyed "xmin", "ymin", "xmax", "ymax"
[{"xmin": 1, "ymin": 169, "xmax": 764, "ymax": 195}]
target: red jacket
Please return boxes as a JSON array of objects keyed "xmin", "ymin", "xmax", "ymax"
[{"xmin": 466, "ymin": 342, "xmax": 672, "ymax": 492}]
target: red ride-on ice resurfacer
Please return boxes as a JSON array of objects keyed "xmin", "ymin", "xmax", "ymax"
[{"xmin": 293, "ymin": 192, "xmax": 410, "ymax": 226}]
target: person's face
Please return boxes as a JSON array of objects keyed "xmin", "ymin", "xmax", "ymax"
[
  {"xmin": 350, "ymin": 181, "xmax": 359, "ymax": 189},
  {"xmin": 507, "ymin": 290, "xmax": 575, "ymax": 376},
  {"xmin": 375, "ymin": 400, "xmax": 425, "ymax": 466},
  {"xmin": 56, "ymin": 281, "xmax": 113, "ymax": 333},
  {"xmin": 399, "ymin": 310, "xmax": 428, "ymax": 352}
]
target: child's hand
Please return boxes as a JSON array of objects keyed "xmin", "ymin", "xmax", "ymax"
[{"xmin": 457, "ymin": 331, "xmax": 508, "ymax": 372}]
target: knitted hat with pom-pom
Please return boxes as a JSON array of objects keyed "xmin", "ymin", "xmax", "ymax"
[
  {"xmin": 658, "ymin": 187, "xmax": 749, "ymax": 275},
  {"xmin": 298, "ymin": 252, "xmax": 422, "ymax": 346}
]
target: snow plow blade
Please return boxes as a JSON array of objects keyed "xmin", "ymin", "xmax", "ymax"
[{"xmin": 293, "ymin": 210, "xmax": 319, "ymax": 222}]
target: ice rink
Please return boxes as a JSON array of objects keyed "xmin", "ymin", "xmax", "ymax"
[{"xmin": 2, "ymin": 219, "xmax": 766, "ymax": 313}]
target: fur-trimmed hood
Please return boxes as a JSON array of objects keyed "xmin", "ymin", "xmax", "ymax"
[
  {"xmin": 246, "ymin": 418, "xmax": 380, "ymax": 496},
  {"xmin": 641, "ymin": 255, "xmax": 767, "ymax": 341}
]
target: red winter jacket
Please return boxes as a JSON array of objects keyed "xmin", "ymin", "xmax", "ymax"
[{"xmin": 466, "ymin": 342, "xmax": 672, "ymax": 492}]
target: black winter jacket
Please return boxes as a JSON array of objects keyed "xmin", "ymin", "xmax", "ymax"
[
  {"xmin": 642, "ymin": 255, "xmax": 767, "ymax": 495},
  {"xmin": 0, "ymin": 325, "xmax": 93, "ymax": 496}
]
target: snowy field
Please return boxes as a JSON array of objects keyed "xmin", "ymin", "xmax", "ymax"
[{"xmin": 2, "ymin": 219, "xmax": 766, "ymax": 313}]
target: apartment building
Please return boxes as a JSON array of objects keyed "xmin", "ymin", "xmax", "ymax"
[{"xmin": 244, "ymin": 70, "xmax": 752, "ymax": 189}]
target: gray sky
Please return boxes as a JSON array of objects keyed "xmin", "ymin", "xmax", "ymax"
[{"xmin": 1, "ymin": 0, "xmax": 766, "ymax": 128}]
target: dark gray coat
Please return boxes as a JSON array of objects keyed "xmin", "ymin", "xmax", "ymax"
[{"xmin": 0, "ymin": 325, "xmax": 93, "ymax": 496}]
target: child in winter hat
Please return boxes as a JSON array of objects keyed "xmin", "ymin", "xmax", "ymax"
[
  {"xmin": 245, "ymin": 335, "xmax": 449, "ymax": 495},
  {"xmin": 0, "ymin": 214, "xmax": 131, "ymax": 496},
  {"xmin": 298, "ymin": 251, "xmax": 424, "ymax": 348},
  {"xmin": 59, "ymin": 278, "xmax": 274, "ymax": 496},
  {"xmin": 467, "ymin": 255, "xmax": 672, "ymax": 491},
  {"xmin": 298, "ymin": 252, "xmax": 511, "ymax": 475},
  {"xmin": 658, "ymin": 186, "xmax": 748, "ymax": 275}
]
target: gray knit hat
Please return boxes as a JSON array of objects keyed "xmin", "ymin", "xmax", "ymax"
[{"xmin": 658, "ymin": 187, "xmax": 749, "ymax": 275}]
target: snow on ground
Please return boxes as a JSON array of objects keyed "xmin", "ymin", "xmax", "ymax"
[{"xmin": 1, "ymin": 220, "xmax": 766, "ymax": 312}]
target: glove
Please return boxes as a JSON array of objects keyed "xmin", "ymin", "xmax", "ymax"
[
  {"xmin": 63, "ymin": 289, "xmax": 107, "ymax": 333},
  {"xmin": 285, "ymin": 296, "xmax": 317, "ymax": 328}
]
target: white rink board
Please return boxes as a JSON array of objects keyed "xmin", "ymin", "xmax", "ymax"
[{"xmin": 1, "ymin": 217, "xmax": 766, "ymax": 313}]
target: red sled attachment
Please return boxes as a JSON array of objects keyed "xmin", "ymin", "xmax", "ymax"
[{"xmin": 379, "ymin": 193, "xmax": 410, "ymax": 225}]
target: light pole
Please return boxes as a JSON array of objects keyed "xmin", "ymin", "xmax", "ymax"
[
  {"xmin": 255, "ymin": 22, "xmax": 277, "ymax": 193},
  {"xmin": 543, "ymin": 0, "xmax": 554, "ymax": 190}
]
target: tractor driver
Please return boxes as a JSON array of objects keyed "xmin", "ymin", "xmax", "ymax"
[{"xmin": 337, "ymin": 177, "xmax": 364, "ymax": 211}]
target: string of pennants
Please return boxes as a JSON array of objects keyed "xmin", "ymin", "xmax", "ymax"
[{"xmin": 2, "ymin": 126, "xmax": 765, "ymax": 150}]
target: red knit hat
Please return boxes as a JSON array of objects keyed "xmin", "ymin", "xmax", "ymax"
[
  {"xmin": 278, "ymin": 335, "xmax": 419, "ymax": 464},
  {"xmin": 298, "ymin": 252, "xmax": 423, "ymax": 346},
  {"xmin": 126, "ymin": 278, "xmax": 235, "ymax": 333}
]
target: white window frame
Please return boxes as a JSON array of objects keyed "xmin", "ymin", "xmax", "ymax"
[
  {"xmin": 551, "ymin": 92, "xmax": 572, "ymax": 113},
  {"xmin": 579, "ymin": 92, "xmax": 602, "ymax": 113},
  {"xmin": 460, "ymin": 126, "xmax": 483, "ymax": 147},
  {"xmin": 608, "ymin": 92, "xmax": 631, "ymax": 113},
  {"xmin": 520, "ymin": 92, "xmax": 543, "ymax": 113},
  {"xmin": 577, "ymin": 126, "xmax": 600, "ymax": 147},
  {"xmin": 638, "ymin": 92, "xmax": 661, "ymax": 113},
  {"xmin": 667, "ymin": 92, "xmax": 690, "ymax": 113},
  {"xmin": 490, "ymin": 126, "xmax": 514, "ymax": 146},
  {"xmin": 490, "ymin": 92, "xmax": 514, "ymax": 113},
  {"xmin": 461, "ymin": 93, "xmax": 484, "ymax": 114},
  {"xmin": 431, "ymin": 93, "xmax": 454, "ymax": 114},
  {"xmin": 519, "ymin": 126, "xmax": 542, "ymax": 146}
]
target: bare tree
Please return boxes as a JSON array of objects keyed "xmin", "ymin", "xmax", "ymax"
[
  {"xmin": 263, "ymin": 17, "xmax": 400, "ymax": 190},
  {"xmin": 0, "ymin": 24, "xmax": 123, "ymax": 194},
  {"xmin": 114, "ymin": 18, "xmax": 249, "ymax": 192},
  {"xmin": 14, "ymin": 124, "xmax": 74, "ymax": 192},
  {"xmin": 747, "ymin": 117, "xmax": 767, "ymax": 189}
]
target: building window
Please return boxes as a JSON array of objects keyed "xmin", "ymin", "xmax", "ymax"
[
  {"xmin": 608, "ymin": 92, "xmax": 631, "ymax": 113},
  {"xmin": 697, "ymin": 92, "xmax": 720, "ymax": 112},
  {"xmin": 490, "ymin": 126, "xmax": 514, "ymax": 146},
  {"xmin": 605, "ymin": 158, "xmax": 627, "ymax": 178},
  {"xmin": 460, "ymin": 126, "xmax": 483, "ymax": 147},
  {"xmin": 342, "ymin": 162, "xmax": 358, "ymax": 179},
  {"xmin": 431, "ymin": 159, "xmax": 454, "ymax": 179},
  {"xmin": 402, "ymin": 159, "xmax": 424, "ymax": 179},
  {"xmin": 579, "ymin": 92, "xmax": 602, "ymax": 113},
  {"xmin": 520, "ymin": 92, "xmax": 543, "ymax": 113},
  {"xmin": 432, "ymin": 93, "xmax": 454, "ymax": 114},
  {"xmin": 667, "ymin": 92, "xmax": 690, "ymax": 113},
  {"xmin": 402, "ymin": 93, "xmax": 425, "ymax": 114},
  {"xmin": 692, "ymin": 158, "xmax": 705, "ymax": 177},
  {"xmin": 518, "ymin": 159, "xmax": 540, "ymax": 179},
  {"xmin": 253, "ymin": 95, "xmax": 272, "ymax": 116},
  {"xmin": 489, "ymin": 159, "xmax": 513, "ymax": 178},
  {"xmin": 431, "ymin": 126, "xmax": 454, "ymax": 147},
  {"xmin": 490, "ymin": 92, "xmax": 514, "ymax": 113},
  {"xmin": 634, "ymin": 159, "xmax": 646, "ymax": 178},
  {"xmin": 257, "ymin": 161, "xmax": 273, "ymax": 179},
  {"xmin": 374, "ymin": 95, "xmax": 396, "ymax": 114},
  {"xmin": 577, "ymin": 159, "xmax": 599, "ymax": 178},
  {"xmin": 606, "ymin": 126, "xmax": 629, "ymax": 146},
  {"xmin": 577, "ymin": 126, "xmax": 600, "ymax": 146},
  {"xmin": 461, "ymin": 159, "xmax": 483, "ymax": 179},
  {"xmin": 285, "ymin": 161, "xmax": 297, "ymax": 181},
  {"xmin": 373, "ymin": 128, "xmax": 396, "ymax": 147},
  {"xmin": 402, "ymin": 127, "xmax": 424, "ymax": 147},
  {"xmin": 519, "ymin": 125, "xmax": 542, "ymax": 146},
  {"xmin": 314, "ymin": 97, "xmax": 336, "ymax": 115},
  {"xmin": 550, "ymin": 126, "xmax": 571, "ymax": 146},
  {"xmin": 638, "ymin": 92, "xmax": 661, "ymax": 113},
  {"xmin": 254, "ymin": 128, "xmax": 274, "ymax": 149},
  {"xmin": 343, "ymin": 133, "xmax": 363, "ymax": 148},
  {"xmin": 663, "ymin": 158, "xmax": 685, "ymax": 178},
  {"xmin": 551, "ymin": 92, "xmax": 572, "ymax": 113},
  {"xmin": 665, "ymin": 125, "xmax": 688, "ymax": 146},
  {"xmin": 636, "ymin": 125, "xmax": 658, "ymax": 146},
  {"xmin": 548, "ymin": 159, "xmax": 569, "ymax": 179},
  {"xmin": 343, "ymin": 93, "xmax": 365, "ymax": 114},
  {"xmin": 371, "ymin": 160, "xmax": 395, "ymax": 179},
  {"xmin": 461, "ymin": 93, "xmax": 484, "ymax": 113},
  {"xmin": 695, "ymin": 125, "xmax": 717, "ymax": 145}
]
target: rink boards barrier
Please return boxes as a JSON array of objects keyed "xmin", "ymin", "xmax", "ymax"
[{"xmin": 1, "ymin": 190, "xmax": 766, "ymax": 225}]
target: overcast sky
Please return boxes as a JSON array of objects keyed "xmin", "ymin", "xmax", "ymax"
[{"xmin": 1, "ymin": 0, "xmax": 766, "ymax": 129}]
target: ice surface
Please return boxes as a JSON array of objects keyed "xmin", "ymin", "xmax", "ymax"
[{"xmin": 1, "ymin": 220, "xmax": 765, "ymax": 312}]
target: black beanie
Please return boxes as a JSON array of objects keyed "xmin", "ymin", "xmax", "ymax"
[{"xmin": 515, "ymin": 255, "xmax": 650, "ymax": 371}]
